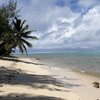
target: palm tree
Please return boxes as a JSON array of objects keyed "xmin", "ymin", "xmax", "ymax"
[
  {"xmin": 0, "ymin": 17, "xmax": 38, "ymax": 56},
  {"xmin": 12, "ymin": 17, "xmax": 38, "ymax": 54}
]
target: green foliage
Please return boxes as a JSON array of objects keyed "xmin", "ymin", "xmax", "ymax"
[
  {"xmin": 0, "ymin": 0, "xmax": 18, "ymax": 40},
  {"xmin": 11, "ymin": 17, "xmax": 38, "ymax": 54},
  {"xmin": 0, "ymin": 1, "xmax": 38, "ymax": 56}
]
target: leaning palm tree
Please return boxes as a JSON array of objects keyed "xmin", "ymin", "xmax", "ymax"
[
  {"xmin": 3, "ymin": 17, "xmax": 38, "ymax": 55},
  {"xmin": 12, "ymin": 17, "xmax": 38, "ymax": 54}
]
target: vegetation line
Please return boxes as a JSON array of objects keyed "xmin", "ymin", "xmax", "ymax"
[{"xmin": 0, "ymin": 0, "xmax": 38, "ymax": 57}]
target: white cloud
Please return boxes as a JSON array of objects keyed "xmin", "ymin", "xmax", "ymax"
[
  {"xmin": 35, "ymin": 5, "xmax": 100, "ymax": 49},
  {"xmin": 1, "ymin": 0, "xmax": 100, "ymax": 50},
  {"xmin": 66, "ymin": 5, "xmax": 100, "ymax": 48}
]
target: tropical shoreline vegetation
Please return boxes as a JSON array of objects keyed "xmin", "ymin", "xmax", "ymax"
[{"xmin": 0, "ymin": 0, "xmax": 38, "ymax": 57}]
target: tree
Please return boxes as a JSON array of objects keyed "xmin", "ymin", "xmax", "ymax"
[
  {"xmin": 0, "ymin": 0, "xmax": 19, "ymax": 38},
  {"xmin": 0, "ymin": 0, "xmax": 19, "ymax": 56},
  {"xmin": 0, "ymin": 1, "xmax": 38, "ymax": 56},
  {"xmin": 7, "ymin": 17, "xmax": 38, "ymax": 55}
]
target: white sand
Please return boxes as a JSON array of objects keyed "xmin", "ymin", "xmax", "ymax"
[
  {"xmin": 42, "ymin": 66, "xmax": 100, "ymax": 100},
  {"xmin": 0, "ymin": 57, "xmax": 100, "ymax": 100}
]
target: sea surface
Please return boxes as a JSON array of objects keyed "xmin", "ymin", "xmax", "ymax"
[{"xmin": 16, "ymin": 51, "xmax": 100, "ymax": 77}]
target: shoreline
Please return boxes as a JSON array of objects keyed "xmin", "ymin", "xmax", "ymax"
[
  {"xmin": 40, "ymin": 64, "xmax": 100, "ymax": 100},
  {"xmin": 36, "ymin": 57, "xmax": 100, "ymax": 80},
  {"xmin": 0, "ymin": 57, "xmax": 100, "ymax": 100},
  {"xmin": 31, "ymin": 57, "xmax": 100, "ymax": 100},
  {"xmin": 0, "ymin": 57, "xmax": 81, "ymax": 100}
]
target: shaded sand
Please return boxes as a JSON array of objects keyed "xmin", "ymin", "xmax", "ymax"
[
  {"xmin": 0, "ymin": 57, "xmax": 80, "ymax": 100},
  {"xmin": 0, "ymin": 57, "xmax": 100, "ymax": 100}
]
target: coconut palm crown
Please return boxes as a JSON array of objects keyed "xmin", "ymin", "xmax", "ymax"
[{"xmin": 10, "ymin": 17, "xmax": 38, "ymax": 54}]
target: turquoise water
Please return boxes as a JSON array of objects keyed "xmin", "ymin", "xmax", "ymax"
[{"xmin": 16, "ymin": 51, "xmax": 100, "ymax": 77}]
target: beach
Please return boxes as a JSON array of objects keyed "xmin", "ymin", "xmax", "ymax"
[{"xmin": 0, "ymin": 57, "xmax": 100, "ymax": 100}]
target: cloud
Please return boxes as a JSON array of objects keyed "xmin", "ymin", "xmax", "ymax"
[
  {"xmin": 65, "ymin": 5, "xmax": 100, "ymax": 49},
  {"xmin": 19, "ymin": 0, "xmax": 76, "ymax": 32},
  {"xmin": 35, "ymin": 4, "xmax": 100, "ymax": 49},
  {"xmin": 16, "ymin": 0, "xmax": 79, "ymax": 48},
  {"xmin": 1, "ymin": 0, "xmax": 100, "ymax": 50}
]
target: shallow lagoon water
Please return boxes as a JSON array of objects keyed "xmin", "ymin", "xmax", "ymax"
[{"xmin": 16, "ymin": 51, "xmax": 100, "ymax": 77}]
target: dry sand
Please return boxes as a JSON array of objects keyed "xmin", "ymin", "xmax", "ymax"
[{"xmin": 0, "ymin": 57, "xmax": 100, "ymax": 100}]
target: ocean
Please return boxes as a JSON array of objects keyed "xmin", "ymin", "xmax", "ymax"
[{"xmin": 16, "ymin": 51, "xmax": 100, "ymax": 77}]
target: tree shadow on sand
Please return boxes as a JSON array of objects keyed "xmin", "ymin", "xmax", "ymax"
[
  {"xmin": 0, "ymin": 65, "xmax": 81, "ymax": 90},
  {"xmin": 0, "ymin": 66, "xmax": 67, "ymax": 100},
  {"xmin": 0, "ymin": 58, "xmax": 82, "ymax": 100},
  {"xmin": 0, "ymin": 94, "xmax": 65, "ymax": 100},
  {"xmin": 0, "ymin": 57, "xmax": 45, "ymax": 65},
  {"xmin": 0, "ymin": 66, "xmax": 65, "ymax": 90}
]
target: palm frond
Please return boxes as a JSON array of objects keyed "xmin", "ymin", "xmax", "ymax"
[
  {"xmin": 21, "ymin": 24, "xmax": 28, "ymax": 32},
  {"xmin": 13, "ymin": 17, "xmax": 22, "ymax": 31},
  {"xmin": 21, "ymin": 19, "xmax": 26, "ymax": 29},
  {"xmin": 22, "ymin": 30, "xmax": 32, "ymax": 35},
  {"xmin": 18, "ymin": 42, "xmax": 24, "ymax": 54},
  {"xmin": 21, "ymin": 38, "xmax": 33, "ymax": 47},
  {"xmin": 22, "ymin": 43, "xmax": 28, "ymax": 55},
  {"xmin": 22, "ymin": 35, "xmax": 38, "ymax": 39},
  {"xmin": 10, "ymin": 17, "xmax": 38, "ymax": 55}
]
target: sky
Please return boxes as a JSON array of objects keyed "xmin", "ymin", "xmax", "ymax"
[{"xmin": 1, "ymin": 0, "xmax": 100, "ymax": 51}]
